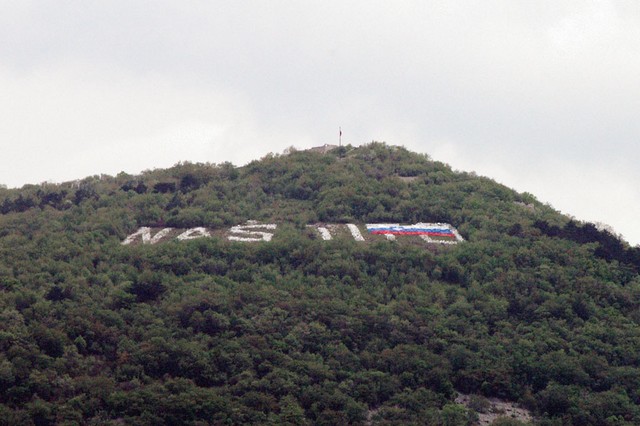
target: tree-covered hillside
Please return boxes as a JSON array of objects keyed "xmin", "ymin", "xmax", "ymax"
[{"xmin": 1, "ymin": 143, "xmax": 639, "ymax": 425}]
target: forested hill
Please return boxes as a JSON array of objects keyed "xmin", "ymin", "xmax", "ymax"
[{"xmin": 1, "ymin": 143, "xmax": 639, "ymax": 425}]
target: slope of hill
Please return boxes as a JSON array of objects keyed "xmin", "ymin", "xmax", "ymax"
[{"xmin": 1, "ymin": 143, "xmax": 639, "ymax": 425}]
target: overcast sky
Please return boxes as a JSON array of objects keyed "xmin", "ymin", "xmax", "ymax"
[{"xmin": 1, "ymin": 1, "xmax": 638, "ymax": 244}]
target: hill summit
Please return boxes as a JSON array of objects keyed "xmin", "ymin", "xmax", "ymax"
[{"xmin": 1, "ymin": 143, "xmax": 639, "ymax": 424}]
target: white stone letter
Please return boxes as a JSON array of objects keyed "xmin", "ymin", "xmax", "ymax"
[
  {"xmin": 228, "ymin": 223, "xmax": 277, "ymax": 242},
  {"xmin": 122, "ymin": 227, "xmax": 173, "ymax": 245},
  {"xmin": 347, "ymin": 224, "xmax": 365, "ymax": 241},
  {"xmin": 177, "ymin": 227, "xmax": 211, "ymax": 241},
  {"xmin": 307, "ymin": 225, "xmax": 333, "ymax": 241}
]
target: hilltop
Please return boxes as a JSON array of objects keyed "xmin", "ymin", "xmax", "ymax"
[{"xmin": 1, "ymin": 143, "xmax": 639, "ymax": 425}]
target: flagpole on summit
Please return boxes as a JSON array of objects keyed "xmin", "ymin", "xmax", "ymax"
[{"xmin": 339, "ymin": 127, "xmax": 342, "ymax": 147}]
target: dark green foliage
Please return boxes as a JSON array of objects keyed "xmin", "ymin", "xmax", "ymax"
[
  {"xmin": 120, "ymin": 181, "xmax": 147, "ymax": 194},
  {"xmin": 0, "ymin": 143, "xmax": 639, "ymax": 424},
  {"xmin": 127, "ymin": 271, "xmax": 167, "ymax": 302},
  {"xmin": 153, "ymin": 182, "xmax": 176, "ymax": 194},
  {"xmin": 535, "ymin": 219, "xmax": 640, "ymax": 273},
  {"xmin": 73, "ymin": 184, "xmax": 97, "ymax": 205}
]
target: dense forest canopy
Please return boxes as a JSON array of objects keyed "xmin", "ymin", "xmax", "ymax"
[{"xmin": 1, "ymin": 143, "xmax": 639, "ymax": 425}]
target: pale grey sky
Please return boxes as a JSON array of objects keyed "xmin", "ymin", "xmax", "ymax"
[{"xmin": 1, "ymin": 1, "xmax": 639, "ymax": 244}]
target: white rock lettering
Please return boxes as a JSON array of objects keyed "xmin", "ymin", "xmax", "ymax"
[
  {"xmin": 121, "ymin": 227, "xmax": 173, "ymax": 245},
  {"xmin": 122, "ymin": 222, "xmax": 464, "ymax": 246},
  {"xmin": 228, "ymin": 223, "xmax": 277, "ymax": 242}
]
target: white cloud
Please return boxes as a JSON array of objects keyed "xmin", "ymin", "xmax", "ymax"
[{"xmin": 0, "ymin": 62, "xmax": 290, "ymax": 185}]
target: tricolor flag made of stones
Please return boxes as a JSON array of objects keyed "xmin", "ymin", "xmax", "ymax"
[{"xmin": 366, "ymin": 223, "xmax": 463, "ymax": 242}]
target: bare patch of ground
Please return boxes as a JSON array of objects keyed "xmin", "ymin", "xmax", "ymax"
[
  {"xmin": 305, "ymin": 144, "xmax": 339, "ymax": 154},
  {"xmin": 455, "ymin": 393, "xmax": 533, "ymax": 425},
  {"xmin": 396, "ymin": 175, "xmax": 420, "ymax": 183},
  {"xmin": 514, "ymin": 201, "xmax": 536, "ymax": 212}
]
